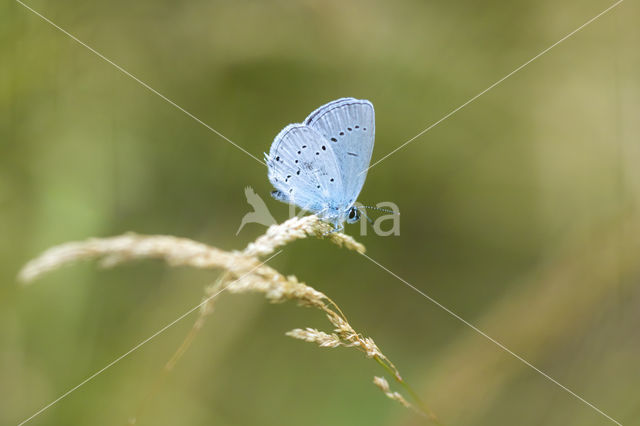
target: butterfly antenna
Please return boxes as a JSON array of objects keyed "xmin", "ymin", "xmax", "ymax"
[{"xmin": 358, "ymin": 205, "xmax": 399, "ymax": 215}]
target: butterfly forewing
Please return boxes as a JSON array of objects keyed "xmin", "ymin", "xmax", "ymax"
[
  {"xmin": 304, "ymin": 98, "xmax": 375, "ymax": 207},
  {"xmin": 267, "ymin": 124, "xmax": 343, "ymax": 215}
]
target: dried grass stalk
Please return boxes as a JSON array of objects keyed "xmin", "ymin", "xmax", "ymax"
[
  {"xmin": 18, "ymin": 233, "xmax": 247, "ymax": 283},
  {"xmin": 374, "ymin": 376, "xmax": 412, "ymax": 409},
  {"xmin": 243, "ymin": 215, "xmax": 365, "ymax": 257},
  {"xmin": 18, "ymin": 214, "xmax": 434, "ymax": 422},
  {"xmin": 285, "ymin": 328, "xmax": 343, "ymax": 348}
]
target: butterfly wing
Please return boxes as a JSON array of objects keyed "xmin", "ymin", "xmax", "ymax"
[
  {"xmin": 304, "ymin": 98, "xmax": 375, "ymax": 208},
  {"xmin": 266, "ymin": 124, "xmax": 343, "ymax": 217}
]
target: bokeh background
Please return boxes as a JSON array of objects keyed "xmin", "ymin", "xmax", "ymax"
[{"xmin": 2, "ymin": 0, "xmax": 639, "ymax": 425}]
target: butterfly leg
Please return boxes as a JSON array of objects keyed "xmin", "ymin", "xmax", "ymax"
[{"xmin": 322, "ymin": 221, "xmax": 344, "ymax": 236}]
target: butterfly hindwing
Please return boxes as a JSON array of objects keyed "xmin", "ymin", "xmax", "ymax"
[
  {"xmin": 266, "ymin": 124, "xmax": 343, "ymax": 216},
  {"xmin": 304, "ymin": 98, "xmax": 375, "ymax": 207}
]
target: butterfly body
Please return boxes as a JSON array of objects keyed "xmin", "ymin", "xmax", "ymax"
[{"xmin": 265, "ymin": 98, "xmax": 374, "ymax": 230}]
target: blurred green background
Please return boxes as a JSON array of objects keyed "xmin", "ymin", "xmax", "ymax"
[{"xmin": 2, "ymin": 0, "xmax": 639, "ymax": 425}]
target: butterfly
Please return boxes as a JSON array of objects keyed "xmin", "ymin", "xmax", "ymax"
[{"xmin": 265, "ymin": 97, "xmax": 375, "ymax": 232}]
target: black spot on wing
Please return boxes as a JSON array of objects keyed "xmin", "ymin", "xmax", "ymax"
[{"xmin": 271, "ymin": 190, "xmax": 288, "ymax": 201}]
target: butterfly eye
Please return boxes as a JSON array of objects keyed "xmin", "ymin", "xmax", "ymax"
[{"xmin": 346, "ymin": 207, "xmax": 360, "ymax": 224}]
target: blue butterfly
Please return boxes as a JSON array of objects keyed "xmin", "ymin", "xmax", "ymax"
[{"xmin": 265, "ymin": 98, "xmax": 375, "ymax": 232}]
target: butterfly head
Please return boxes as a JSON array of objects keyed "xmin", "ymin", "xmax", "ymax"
[{"xmin": 345, "ymin": 206, "xmax": 361, "ymax": 224}]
